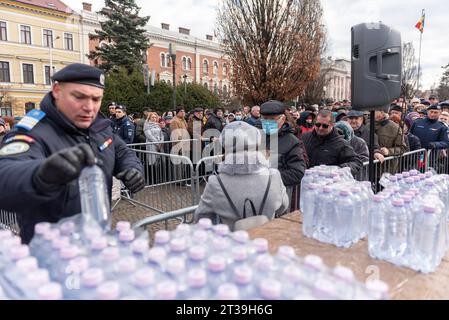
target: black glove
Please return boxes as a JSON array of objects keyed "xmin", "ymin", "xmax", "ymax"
[
  {"xmin": 116, "ymin": 168, "xmax": 145, "ymax": 193},
  {"xmin": 34, "ymin": 143, "xmax": 96, "ymax": 190}
]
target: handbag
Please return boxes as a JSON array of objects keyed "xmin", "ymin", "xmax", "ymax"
[{"xmin": 216, "ymin": 174, "xmax": 272, "ymax": 231}]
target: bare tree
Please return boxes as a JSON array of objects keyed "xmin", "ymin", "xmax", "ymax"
[
  {"xmin": 402, "ymin": 42, "xmax": 419, "ymax": 99},
  {"xmin": 217, "ymin": 0, "xmax": 325, "ymax": 105}
]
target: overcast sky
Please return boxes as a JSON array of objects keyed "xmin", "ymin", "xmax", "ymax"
[{"xmin": 64, "ymin": 0, "xmax": 447, "ymax": 90}]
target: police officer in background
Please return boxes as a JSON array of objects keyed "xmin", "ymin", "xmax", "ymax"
[
  {"xmin": 410, "ymin": 104, "xmax": 449, "ymax": 150},
  {"xmin": 0, "ymin": 63, "xmax": 145, "ymax": 243},
  {"xmin": 112, "ymin": 104, "xmax": 135, "ymax": 144}
]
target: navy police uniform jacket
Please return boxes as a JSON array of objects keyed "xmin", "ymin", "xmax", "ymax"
[
  {"xmin": 113, "ymin": 116, "xmax": 135, "ymax": 144},
  {"xmin": 0, "ymin": 93, "xmax": 143, "ymax": 243},
  {"xmin": 410, "ymin": 118, "xmax": 449, "ymax": 149}
]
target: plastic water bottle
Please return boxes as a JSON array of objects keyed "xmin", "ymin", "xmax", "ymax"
[
  {"xmin": 131, "ymin": 267, "xmax": 158, "ymax": 299},
  {"xmin": 230, "ymin": 246, "xmax": 249, "ymax": 269},
  {"xmin": 412, "ymin": 204, "xmax": 441, "ymax": 273},
  {"xmin": 165, "ymin": 257, "xmax": 188, "ymax": 292},
  {"xmin": 173, "ymin": 224, "xmax": 192, "ymax": 238},
  {"xmin": 37, "ymin": 282, "xmax": 63, "ymax": 300},
  {"xmin": 280, "ymin": 266, "xmax": 306, "ymax": 299},
  {"xmin": 232, "ymin": 266, "xmax": 256, "ymax": 299},
  {"xmin": 130, "ymin": 239, "xmax": 148, "ymax": 263},
  {"xmin": 96, "ymin": 281, "xmax": 121, "ymax": 300},
  {"xmin": 253, "ymin": 254, "xmax": 275, "ymax": 280},
  {"xmin": 349, "ymin": 188, "xmax": 363, "ymax": 241},
  {"xmin": 302, "ymin": 184, "xmax": 319, "ymax": 238},
  {"xmin": 314, "ymin": 186, "xmax": 334, "ymax": 242},
  {"xmin": 97, "ymin": 247, "xmax": 120, "ymax": 276},
  {"xmin": 79, "ymin": 165, "xmax": 111, "ymax": 231},
  {"xmin": 216, "ymin": 283, "xmax": 240, "ymax": 300},
  {"xmin": 51, "ymin": 245, "xmax": 80, "ymax": 281},
  {"xmin": 153, "ymin": 230, "xmax": 171, "ymax": 250},
  {"xmin": 334, "ymin": 190, "xmax": 355, "ymax": 248},
  {"xmin": 213, "ymin": 224, "xmax": 231, "ymax": 238},
  {"xmin": 117, "ymin": 229, "xmax": 135, "ymax": 255},
  {"xmin": 186, "ymin": 246, "xmax": 207, "ymax": 270},
  {"xmin": 29, "ymin": 222, "xmax": 51, "ymax": 253},
  {"xmin": 191, "ymin": 229, "xmax": 209, "ymax": 246},
  {"xmin": 146, "ymin": 247, "xmax": 167, "ymax": 273},
  {"xmin": 197, "ymin": 218, "xmax": 213, "ymax": 231},
  {"xmin": 59, "ymin": 221, "xmax": 76, "ymax": 237},
  {"xmin": 258, "ymin": 279, "xmax": 282, "ymax": 300},
  {"xmin": 385, "ymin": 199, "xmax": 409, "ymax": 265},
  {"xmin": 331, "ymin": 266, "xmax": 357, "ymax": 299},
  {"xmin": 206, "ymin": 255, "xmax": 228, "ymax": 290},
  {"xmin": 70, "ymin": 268, "xmax": 105, "ymax": 299},
  {"xmin": 300, "ymin": 170, "xmax": 316, "ymax": 212},
  {"xmin": 169, "ymin": 237, "xmax": 188, "ymax": 260},
  {"xmin": 116, "ymin": 221, "xmax": 131, "ymax": 233},
  {"xmin": 368, "ymin": 195, "xmax": 388, "ymax": 259},
  {"xmin": 22, "ymin": 269, "xmax": 51, "ymax": 299},
  {"xmin": 89, "ymin": 236, "xmax": 108, "ymax": 261},
  {"xmin": 3, "ymin": 257, "xmax": 39, "ymax": 290},
  {"xmin": 249, "ymin": 238, "xmax": 269, "ymax": 261},
  {"xmin": 180, "ymin": 269, "xmax": 210, "ymax": 300},
  {"xmin": 364, "ymin": 280, "xmax": 389, "ymax": 300},
  {"xmin": 312, "ymin": 278, "xmax": 338, "ymax": 300},
  {"xmin": 360, "ymin": 181, "xmax": 374, "ymax": 237},
  {"xmin": 302, "ymin": 255, "xmax": 326, "ymax": 286},
  {"xmin": 155, "ymin": 280, "xmax": 178, "ymax": 300}
]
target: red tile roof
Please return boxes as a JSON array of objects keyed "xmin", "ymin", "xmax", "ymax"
[{"xmin": 13, "ymin": 0, "xmax": 73, "ymax": 13}]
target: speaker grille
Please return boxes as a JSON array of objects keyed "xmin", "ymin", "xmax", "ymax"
[{"xmin": 353, "ymin": 45, "xmax": 359, "ymax": 59}]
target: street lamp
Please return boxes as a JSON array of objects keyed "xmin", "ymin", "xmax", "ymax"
[
  {"xmin": 50, "ymin": 35, "xmax": 61, "ymax": 77},
  {"xmin": 169, "ymin": 43, "xmax": 177, "ymax": 109}
]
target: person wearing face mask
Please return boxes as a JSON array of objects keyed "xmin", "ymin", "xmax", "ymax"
[
  {"xmin": 297, "ymin": 111, "xmax": 316, "ymax": 134},
  {"xmin": 302, "ymin": 110, "xmax": 362, "ymax": 176},
  {"xmin": 234, "ymin": 109, "xmax": 244, "ymax": 122},
  {"xmin": 259, "ymin": 100, "xmax": 306, "ymax": 192}
]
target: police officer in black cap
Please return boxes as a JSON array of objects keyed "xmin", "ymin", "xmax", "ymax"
[
  {"xmin": 410, "ymin": 104, "xmax": 449, "ymax": 149},
  {"xmin": 112, "ymin": 104, "xmax": 135, "ymax": 144},
  {"xmin": 0, "ymin": 63, "xmax": 145, "ymax": 243},
  {"xmin": 259, "ymin": 100, "xmax": 306, "ymax": 188}
]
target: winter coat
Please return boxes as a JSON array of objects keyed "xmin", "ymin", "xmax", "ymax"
[
  {"xmin": 134, "ymin": 118, "xmax": 147, "ymax": 143},
  {"xmin": 263, "ymin": 123, "xmax": 306, "ymax": 187},
  {"xmin": 204, "ymin": 113, "xmax": 224, "ymax": 133},
  {"xmin": 375, "ymin": 118, "xmax": 407, "ymax": 156},
  {"xmin": 406, "ymin": 133, "xmax": 422, "ymax": 152},
  {"xmin": 410, "ymin": 118, "xmax": 449, "ymax": 149},
  {"xmin": 354, "ymin": 124, "xmax": 381, "ymax": 154},
  {"xmin": 302, "ymin": 128, "xmax": 363, "ymax": 177},
  {"xmin": 195, "ymin": 168, "xmax": 289, "ymax": 230},
  {"xmin": 144, "ymin": 121, "xmax": 163, "ymax": 165}
]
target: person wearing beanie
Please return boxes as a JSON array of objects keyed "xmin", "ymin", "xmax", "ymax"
[{"xmin": 194, "ymin": 121, "xmax": 289, "ymax": 230}]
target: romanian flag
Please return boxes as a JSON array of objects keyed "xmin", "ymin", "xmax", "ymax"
[{"xmin": 415, "ymin": 10, "xmax": 425, "ymax": 33}]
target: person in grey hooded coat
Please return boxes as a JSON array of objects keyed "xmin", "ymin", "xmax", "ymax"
[
  {"xmin": 335, "ymin": 121, "xmax": 369, "ymax": 163},
  {"xmin": 194, "ymin": 121, "xmax": 289, "ymax": 230}
]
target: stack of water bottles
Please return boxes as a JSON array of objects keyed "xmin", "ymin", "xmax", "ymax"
[
  {"xmin": 300, "ymin": 166, "xmax": 373, "ymax": 248},
  {"xmin": 0, "ymin": 219, "xmax": 389, "ymax": 300},
  {"xmin": 368, "ymin": 170, "xmax": 449, "ymax": 273}
]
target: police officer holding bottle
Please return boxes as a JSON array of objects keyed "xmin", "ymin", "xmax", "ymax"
[{"xmin": 0, "ymin": 63, "xmax": 144, "ymax": 243}]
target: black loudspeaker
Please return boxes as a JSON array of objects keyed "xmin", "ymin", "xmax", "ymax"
[{"xmin": 351, "ymin": 23, "xmax": 402, "ymax": 110}]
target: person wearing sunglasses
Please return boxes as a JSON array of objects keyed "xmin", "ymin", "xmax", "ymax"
[{"xmin": 302, "ymin": 109, "xmax": 362, "ymax": 177}]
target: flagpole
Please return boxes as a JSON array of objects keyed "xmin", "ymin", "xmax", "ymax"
[{"xmin": 416, "ymin": 9, "xmax": 424, "ymax": 93}]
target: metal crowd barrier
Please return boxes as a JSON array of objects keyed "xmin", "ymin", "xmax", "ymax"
[
  {"xmin": 0, "ymin": 210, "xmax": 20, "ymax": 235},
  {"xmin": 427, "ymin": 148, "xmax": 449, "ymax": 175}
]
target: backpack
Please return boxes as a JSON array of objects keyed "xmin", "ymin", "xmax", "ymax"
[{"xmin": 216, "ymin": 174, "xmax": 272, "ymax": 231}]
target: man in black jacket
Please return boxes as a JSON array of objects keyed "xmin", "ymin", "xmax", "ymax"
[
  {"xmin": 259, "ymin": 100, "xmax": 306, "ymax": 187},
  {"xmin": 303, "ymin": 110, "xmax": 362, "ymax": 176},
  {"xmin": 0, "ymin": 63, "xmax": 144, "ymax": 243}
]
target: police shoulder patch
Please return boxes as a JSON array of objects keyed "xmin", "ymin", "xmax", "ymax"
[
  {"xmin": 16, "ymin": 109, "xmax": 46, "ymax": 131},
  {"xmin": 3, "ymin": 134, "xmax": 35, "ymax": 145},
  {"xmin": 0, "ymin": 142, "xmax": 30, "ymax": 156}
]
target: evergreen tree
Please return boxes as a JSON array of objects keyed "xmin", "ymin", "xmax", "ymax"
[{"xmin": 89, "ymin": 0, "xmax": 150, "ymax": 73}]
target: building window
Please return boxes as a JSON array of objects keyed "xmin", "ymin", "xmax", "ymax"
[
  {"xmin": 204, "ymin": 82, "xmax": 208, "ymax": 90},
  {"xmin": 43, "ymin": 29, "xmax": 53, "ymax": 47},
  {"xmin": 213, "ymin": 61, "xmax": 219, "ymax": 76},
  {"xmin": 0, "ymin": 102, "xmax": 12, "ymax": 117},
  {"xmin": 25, "ymin": 102, "xmax": 35, "ymax": 113},
  {"xmin": 44, "ymin": 65, "xmax": 51, "ymax": 85},
  {"xmin": 0, "ymin": 61, "xmax": 10, "ymax": 82},
  {"xmin": 223, "ymin": 63, "xmax": 228, "ymax": 77},
  {"xmin": 166, "ymin": 54, "xmax": 171, "ymax": 68},
  {"xmin": 22, "ymin": 64, "xmax": 34, "ymax": 84},
  {"xmin": 160, "ymin": 53, "xmax": 166, "ymax": 67},
  {"xmin": 187, "ymin": 58, "xmax": 192, "ymax": 71},
  {"xmin": 20, "ymin": 25, "xmax": 32, "ymax": 44},
  {"xmin": 214, "ymin": 83, "xmax": 218, "ymax": 94},
  {"xmin": 0, "ymin": 21, "xmax": 7, "ymax": 41},
  {"xmin": 203, "ymin": 60, "xmax": 209, "ymax": 74},
  {"xmin": 223, "ymin": 85, "xmax": 228, "ymax": 97},
  {"xmin": 64, "ymin": 33, "xmax": 73, "ymax": 51},
  {"xmin": 182, "ymin": 57, "xmax": 187, "ymax": 70}
]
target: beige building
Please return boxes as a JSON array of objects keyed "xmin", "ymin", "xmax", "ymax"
[
  {"xmin": 323, "ymin": 57, "xmax": 352, "ymax": 102},
  {"xmin": 0, "ymin": 0, "xmax": 83, "ymax": 117}
]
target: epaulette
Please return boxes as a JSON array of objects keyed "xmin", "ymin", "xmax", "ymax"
[{"xmin": 15, "ymin": 109, "xmax": 46, "ymax": 131}]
